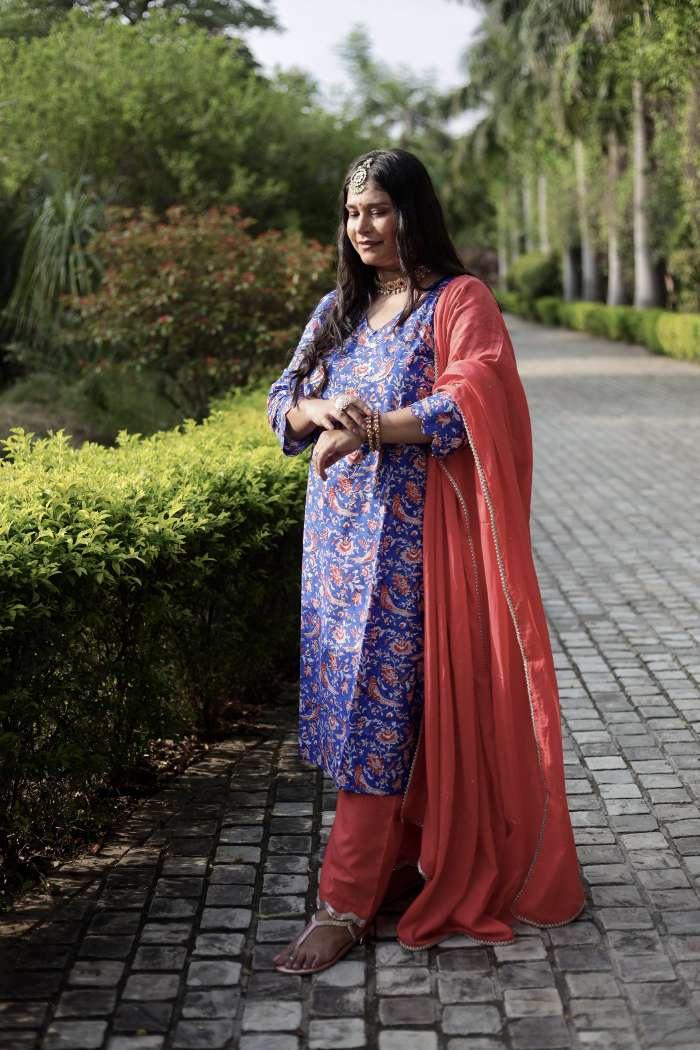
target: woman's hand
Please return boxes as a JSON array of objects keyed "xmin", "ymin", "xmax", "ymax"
[
  {"xmin": 312, "ymin": 428, "xmax": 364, "ymax": 481},
  {"xmin": 299, "ymin": 395, "xmax": 371, "ymax": 439}
]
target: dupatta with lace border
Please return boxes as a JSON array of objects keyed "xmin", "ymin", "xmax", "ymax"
[{"xmin": 397, "ymin": 275, "xmax": 585, "ymax": 948}]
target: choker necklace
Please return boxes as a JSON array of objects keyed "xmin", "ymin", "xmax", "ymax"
[{"xmin": 376, "ymin": 264, "xmax": 429, "ymax": 296}]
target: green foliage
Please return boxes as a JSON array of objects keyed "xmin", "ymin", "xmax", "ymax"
[
  {"xmin": 68, "ymin": 205, "xmax": 334, "ymax": 420},
  {"xmin": 496, "ymin": 290, "xmax": 534, "ymax": 318},
  {"xmin": 657, "ymin": 313, "xmax": 700, "ymax": 363},
  {"xmin": 506, "ymin": 251, "xmax": 561, "ymax": 299},
  {"xmin": 0, "ymin": 10, "xmax": 368, "ymax": 239},
  {"xmin": 0, "ymin": 383, "xmax": 307, "ymax": 861},
  {"xmin": 505, "ymin": 294, "xmax": 700, "ymax": 363},
  {"xmin": 5, "ymin": 170, "xmax": 103, "ymax": 345},
  {"xmin": 0, "ymin": 0, "xmax": 278, "ymax": 40},
  {"xmin": 532, "ymin": 296, "xmax": 562, "ymax": 325},
  {"xmin": 455, "ymin": 0, "xmax": 700, "ymax": 306}
]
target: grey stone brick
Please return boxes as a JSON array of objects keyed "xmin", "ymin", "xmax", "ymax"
[
  {"xmin": 436, "ymin": 948, "xmax": 490, "ymax": 972},
  {"xmin": 209, "ymin": 864, "xmax": 256, "ymax": 884},
  {"xmin": 154, "ymin": 878, "xmax": 203, "ymax": 898},
  {"xmin": 376, "ymin": 967, "xmax": 430, "ymax": 996},
  {"xmin": 0, "ymin": 1001, "xmax": 48, "ymax": 1028},
  {"xmin": 205, "ymin": 883, "xmax": 254, "ymax": 906},
  {"xmin": 378, "ymin": 996, "xmax": 437, "ymax": 1025},
  {"xmin": 240, "ymin": 1038, "xmax": 299, "ymax": 1050},
  {"xmin": 503, "ymin": 987, "xmax": 564, "ymax": 1017},
  {"xmin": 379, "ymin": 1033, "xmax": 438, "ymax": 1050},
  {"xmin": 107, "ymin": 1038, "xmax": 165, "ymax": 1050},
  {"xmin": 122, "ymin": 974, "xmax": 180, "ymax": 1000},
  {"xmin": 200, "ymin": 907, "xmax": 252, "ymax": 930},
  {"xmin": 569, "ymin": 998, "xmax": 633, "ymax": 1029},
  {"xmin": 186, "ymin": 959, "xmax": 242, "ymax": 986},
  {"xmin": 508, "ymin": 1016, "xmax": 571, "ymax": 1048},
  {"xmin": 313, "ymin": 960, "xmax": 365, "ymax": 987},
  {"xmin": 147, "ymin": 898, "xmax": 196, "ymax": 919},
  {"xmin": 54, "ymin": 990, "xmax": 116, "ymax": 1017},
  {"xmin": 311, "ymin": 986, "xmax": 365, "ymax": 1017},
  {"xmin": 112, "ymin": 1002, "xmax": 173, "ymax": 1033},
  {"xmin": 497, "ymin": 961, "xmax": 556, "ymax": 988},
  {"xmin": 77, "ymin": 935, "xmax": 134, "ymax": 959},
  {"xmin": 132, "ymin": 946, "xmax": 187, "ymax": 970},
  {"xmin": 192, "ymin": 932, "xmax": 245, "ymax": 956},
  {"xmin": 181, "ymin": 989, "xmax": 240, "ymax": 1018},
  {"xmin": 248, "ymin": 972, "xmax": 302, "ymax": 999},
  {"xmin": 214, "ymin": 844, "xmax": 261, "ymax": 863},
  {"xmin": 442, "ymin": 1005, "xmax": 502, "ymax": 1034},
  {"xmin": 139, "ymin": 923, "xmax": 192, "ymax": 945},
  {"xmin": 242, "ymin": 1000, "xmax": 303, "ymax": 1031},
  {"xmin": 68, "ymin": 961, "xmax": 124, "ymax": 987},
  {"xmin": 438, "ymin": 974, "xmax": 496, "ymax": 1003},
  {"xmin": 172, "ymin": 1020, "xmax": 234, "ymax": 1048},
  {"xmin": 44, "ymin": 1020, "xmax": 107, "ymax": 1049},
  {"xmin": 308, "ymin": 1018, "xmax": 366, "ymax": 1048}
]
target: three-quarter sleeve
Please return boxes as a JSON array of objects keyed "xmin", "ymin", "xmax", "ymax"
[
  {"xmin": 409, "ymin": 390, "xmax": 468, "ymax": 459},
  {"xmin": 266, "ymin": 291, "xmax": 336, "ymax": 456}
]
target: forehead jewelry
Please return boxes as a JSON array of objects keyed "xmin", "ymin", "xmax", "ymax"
[{"xmin": 348, "ymin": 156, "xmax": 374, "ymax": 194}]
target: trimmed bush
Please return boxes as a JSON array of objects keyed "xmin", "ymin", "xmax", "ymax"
[
  {"xmin": 533, "ymin": 297, "xmax": 563, "ymax": 325},
  {"xmin": 506, "ymin": 252, "xmax": 561, "ymax": 300},
  {"xmin": 497, "ymin": 290, "xmax": 534, "ymax": 318},
  {"xmin": 0, "ymin": 383, "xmax": 308, "ymax": 865},
  {"xmin": 503, "ymin": 294, "xmax": 700, "ymax": 364},
  {"xmin": 68, "ymin": 205, "xmax": 334, "ymax": 420},
  {"xmin": 657, "ymin": 312, "xmax": 700, "ymax": 361}
]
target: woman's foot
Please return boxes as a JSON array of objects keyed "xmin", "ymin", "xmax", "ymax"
[{"xmin": 272, "ymin": 908, "xmax": 364, "ymax": 972}]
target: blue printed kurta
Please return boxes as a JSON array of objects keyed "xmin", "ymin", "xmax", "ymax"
[{"xmin": 267, "ymin": 278, "xmax": 468, "ymax": 794}]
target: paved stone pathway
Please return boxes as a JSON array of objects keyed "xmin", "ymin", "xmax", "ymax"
[{"xmin": 1, "ymin": 318, "xmax": 699, "ymax": 1050}]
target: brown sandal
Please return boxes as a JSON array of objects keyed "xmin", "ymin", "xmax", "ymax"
[{"xmin": 273, "ymin": 912, "xmax": 366, "ymax": 975}]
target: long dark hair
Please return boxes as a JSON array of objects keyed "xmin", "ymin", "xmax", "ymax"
[{"xmin": 290, "ymin": 148, "xmax": 469, "ymax": 403}]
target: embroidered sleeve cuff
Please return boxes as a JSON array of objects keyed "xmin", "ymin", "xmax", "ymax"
[{"xmin": 409, "ymin": 390, "xmax": 468, "ymax": 459}]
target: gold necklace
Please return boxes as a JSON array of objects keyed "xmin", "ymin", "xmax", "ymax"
[{"xmin": 376, "ymin": 264, "xmax": 429, "ymax": 296}]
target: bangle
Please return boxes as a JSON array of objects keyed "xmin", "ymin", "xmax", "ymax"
[{"xmin": 366, "ymin": 408, "xmax": 381, "ymax": 452}]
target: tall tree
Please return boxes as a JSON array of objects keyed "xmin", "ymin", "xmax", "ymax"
[{"xmin": 0, "ymin": 0, "xmax": 279, "ymax": 39}]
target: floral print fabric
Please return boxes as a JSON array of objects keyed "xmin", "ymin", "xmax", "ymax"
[{"xmin": 266, "ymin": 278, "xmax": 467, "ymax": 794}]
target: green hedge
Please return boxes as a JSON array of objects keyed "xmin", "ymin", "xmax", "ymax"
[
  {"xmin": 498, "ymin": 293, "xmax": 700, "ymax": 363},
  {"xmin": 0, "ymin": 384, "xmax": 306, "ymax": 860}
]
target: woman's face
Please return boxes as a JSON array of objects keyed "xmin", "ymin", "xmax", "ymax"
[{"xmin": 345, "ymin": 181, "xmax": 400, "ymax": 271}]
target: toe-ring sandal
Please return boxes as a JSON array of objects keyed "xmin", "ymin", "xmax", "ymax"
[{"xmin": 273, "ymin": 913, "xmax": 366, "ymax": 976}]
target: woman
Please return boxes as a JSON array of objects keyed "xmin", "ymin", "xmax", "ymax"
[{"xmin": 266, "ymin": 148, "xmax": 585, "ymax": 975}]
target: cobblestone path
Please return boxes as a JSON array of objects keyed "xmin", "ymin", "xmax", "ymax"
[{"xmin": 1, "ymin": 318, "xmax": 699, "ymax": 1050}]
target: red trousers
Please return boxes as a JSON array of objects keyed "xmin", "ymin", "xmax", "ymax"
[{"xmin": 318, "ymin": 789, "xmax": 421, "ymax": 926}]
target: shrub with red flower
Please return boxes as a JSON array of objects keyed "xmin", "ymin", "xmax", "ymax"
[{"xmin": 68, "ymin": 205, "xmax": 334, "ymax": 419}]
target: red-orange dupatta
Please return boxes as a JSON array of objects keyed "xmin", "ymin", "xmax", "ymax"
[{"xmin": 398, "ymin": 275, "xmax": 585, "ymax": 948}]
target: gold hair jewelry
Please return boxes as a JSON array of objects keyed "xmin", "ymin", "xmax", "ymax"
[
  {"xmin": 348, "ymin": 156, "xmax": 374, "ymax": 194},
  {"xmin": 376, "ymin": 264, "xmax": 430, "ymax": 296}
]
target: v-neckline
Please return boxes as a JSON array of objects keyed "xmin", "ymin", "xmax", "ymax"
[
  {"xmin": 364, "ymin": 309, "xmax": 402, "ymax": 335},
  {"xmin": 363, "ymin": 277, "xmax": 448, "ymax": 334}
]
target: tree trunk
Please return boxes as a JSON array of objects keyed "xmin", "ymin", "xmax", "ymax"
[
  {"xmin": 574, "ymin": 137, "xmax": 600, "ymax": 301},
  {"xmin": 497, "ymin": 236, "xmax": 509, "ymax": 287},
  {"xmin": 562, "ymin": 246, "xmax": 578, "ymax": 301},
  {"xmin": 537, "ymin": 173, "xmax": 550, "ymax": 254},
  {"xmin": 606, "ymin": 128, "xmax": 625, "ymax": 305},
  {"xmin": 522, "ymin": 173, "xmax": 534, "ymax": 254},
  {"xmin": 632, "ymin": 77, "xmax": 661, "ymax": 306}
]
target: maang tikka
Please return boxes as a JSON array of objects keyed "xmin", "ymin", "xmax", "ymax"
[{"xmin": 348, "ymin": 156, "xmax": 375, "ymax": 193}]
